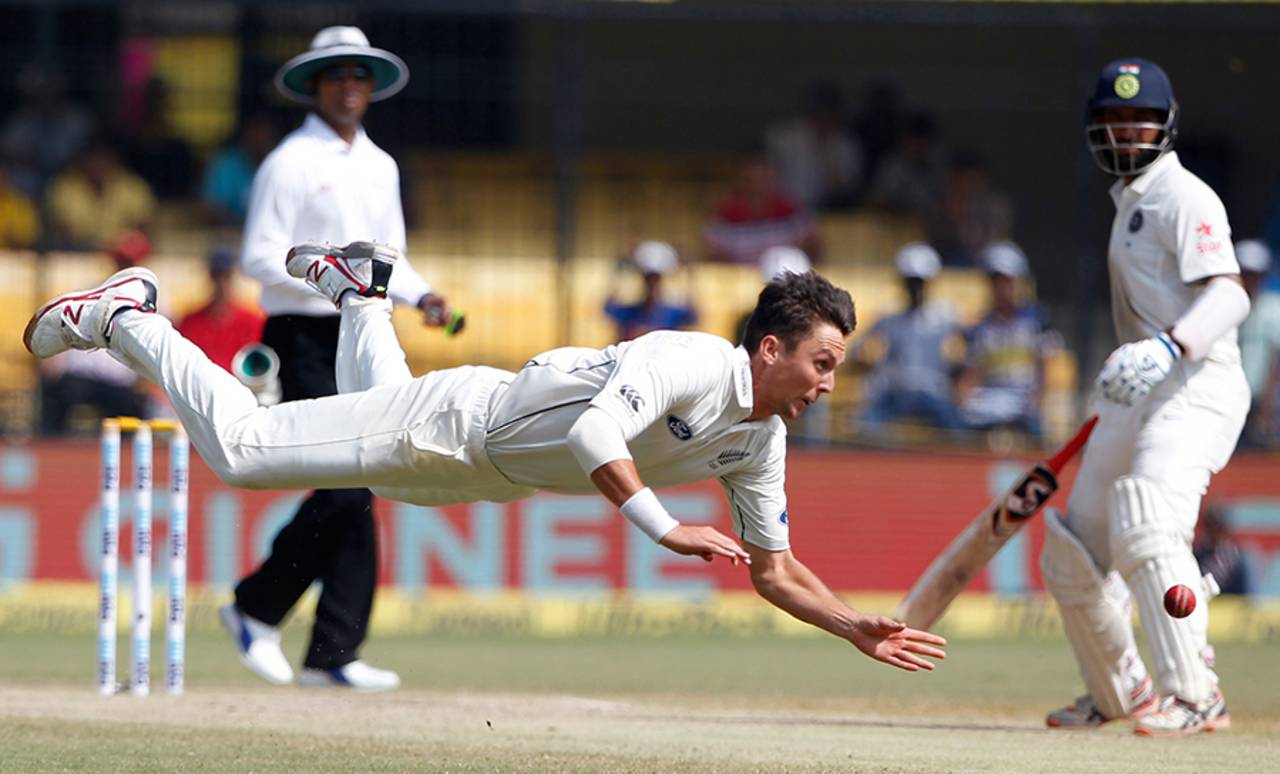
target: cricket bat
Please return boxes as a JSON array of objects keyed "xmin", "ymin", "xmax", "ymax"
[{"xmin": 895, "ymin": 416, "xmax": 1098, "ymax": 630}]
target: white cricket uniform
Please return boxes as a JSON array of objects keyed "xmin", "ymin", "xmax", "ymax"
[
  {"xmin": 110, "ymin": 303, "xmax": 794, "ymax": 551},
  {"xmin": 1070, "ymin": 151, "xmax": 1248, "ymax": 570},
  {"xmin": 240, "ymin": 113, "xmax": 431, "ymax": 315},
  {"xmin": 1050, "ymin": 151, "xmax": 1248, "ymax": 708}
]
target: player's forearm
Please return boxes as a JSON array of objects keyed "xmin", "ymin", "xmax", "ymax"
[
  {"xmin": 588, "ymin": 459, "xmax": 644, "ymax": 508},
  {"xmin": 569, "ymin": 410, "xmax": 680, "ymax": 541},
  {"xmin": 750, "ymin": 550, "xmax": 861, "ymax": 640}
]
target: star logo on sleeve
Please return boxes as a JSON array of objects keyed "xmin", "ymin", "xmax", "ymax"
[{"xmin": 1195, "ymin": 221, "xmax": 1225, "ymax": 256}]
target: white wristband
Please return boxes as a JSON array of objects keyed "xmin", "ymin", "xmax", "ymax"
[{"xmin": 619, "ymin": 487, "xmax": 680, "ymax": 542}]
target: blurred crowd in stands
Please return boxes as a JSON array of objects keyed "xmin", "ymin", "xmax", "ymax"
[
  {"xmin": 7, "ymin": 65, "xmax": 1280, "ymax": 454},
  {"xmin": 0, "ymin": 64, "xmax": 280, "ymax": 255}
]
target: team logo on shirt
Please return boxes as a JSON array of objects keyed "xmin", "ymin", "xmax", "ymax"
[
  {"xmin": 1128, "ymin": 211, "xmax": 1143, "ymax": 233},
  {"xmin": 708, "ymin": 448, "xmax": 751, "ymax": 470},
  {"xmin": 779, "ymin": 511, "xmax": 789, "ymax": 525},
  {"xmin": 618, "ymin": 385, "xmax": 645, "ymax": 414},
  {"xmin": 667, "ymin": 415, "xmax": 693, "ymax": 441}
]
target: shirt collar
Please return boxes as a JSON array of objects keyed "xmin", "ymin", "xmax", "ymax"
[
  {"xmin": 1110, "ymin": 150, "xmax": 1179, "ymax": 204},
  {"xmin": 303, "ymin": 112, "xmax": 367, "ymax": 153},
  {"xmin": 731, "ymin": 346, "xmax": 754, "ymax": 411}
]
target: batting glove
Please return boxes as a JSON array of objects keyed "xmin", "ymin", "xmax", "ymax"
[{"xmin": 1097, "ymin": 332, "xmax": 1181, "ymax": 406}]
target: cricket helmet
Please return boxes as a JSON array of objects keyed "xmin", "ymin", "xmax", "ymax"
[{"xmin": 1085, "ymin": 58, "xmax": 1178, "ymax": 177}]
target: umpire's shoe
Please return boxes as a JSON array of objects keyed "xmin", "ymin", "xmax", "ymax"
[
  {"xmin": 23, "ymin": 267, "xmax": 158, "ymax": 358},
  {"xmin": 298, "ymin": 661, "xmax": 401, "ymax": 692},
  {"xmin": 285, "ymin": 240, "xmax": 398, "ymax": 308},
  {"xmin": 218, "ymin": 604, "xmax": 294, "ymax": 685}
]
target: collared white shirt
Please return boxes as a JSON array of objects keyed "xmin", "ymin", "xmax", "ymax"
[
  {"xmin": 240, "ymin": 113, "xmax": 431, "ymax": 316},
  {"xmin": 484, "ymin": 331, "xmax": 792, "ymax": 550},
  {"xmin": 1107, "ymin": 151, "xmax": 1240, "ymax": 364}
]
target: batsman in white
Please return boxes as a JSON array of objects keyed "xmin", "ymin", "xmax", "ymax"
[
  {"xmin": 24, "ymin": 247, "xmax": 947, "ymax": 673},
  {"xmin": 1041, "ymin": 58, "xmax": 1250, "ymax": 736}
]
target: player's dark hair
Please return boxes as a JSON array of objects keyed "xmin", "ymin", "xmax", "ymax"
[{"xmin": 741, "ymin": 271, "xmax": 856, "ymax": 354}]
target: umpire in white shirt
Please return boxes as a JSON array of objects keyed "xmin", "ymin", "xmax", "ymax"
[{"xmin": 221, "ymin": 27, "xmax": 455, "ymax": 691}]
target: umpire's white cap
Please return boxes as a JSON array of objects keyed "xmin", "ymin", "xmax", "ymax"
[
  {"xmin": 1235, "ymin": 239, "xmax": 1272, "ymax": 274},
  {"xmin": 632, "ymin": 241, "xmax": 679, "ymax": 276},
  {"xmin": 760, "ymin": 245, "xmax": 811, "ymax": 280},
  {"xmin": 894, "ymin": 242, "xmax": 941, "ymax": 280},
  {"xmin": 979, "ymin": 240, "xmax": 1029, "ymax": 278},
  {"xmin": 275, "ymin": 26, "xmax": 409, "ymax": 105}
]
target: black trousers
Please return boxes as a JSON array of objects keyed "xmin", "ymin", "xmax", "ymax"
[
  {"xmin": 234, "ymin": 314, "xmax": 377, "ymax": 670},
  {"xmin": 40, "ymin": 374, "xmax": 149, "ymax": 436}
]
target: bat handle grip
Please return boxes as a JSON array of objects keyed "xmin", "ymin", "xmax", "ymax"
[{"xmin": 1045, "ymin": 415, "xmax": 1098, "ymax": 474}]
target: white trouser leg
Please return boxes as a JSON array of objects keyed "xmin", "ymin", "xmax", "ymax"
[
  {"xmin": 1040, "ymin": 509, "xmax": 1147, "ymax": 719},
  {"xmin": 336, "ymin": 296, "xmax": 412, "ymax": 394},
  {"xmin": 1110, "ymin": 362, "xmax": 1247, "ymax": 703},
  {"xmin": 111, "ymin": 312, "xmax": 437, "ymax": 491}
]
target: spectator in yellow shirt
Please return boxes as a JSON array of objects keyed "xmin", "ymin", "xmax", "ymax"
[
  {"xmin": 0, "ymin": 162, "xmax": 39, "ymax": 248},
  {"xmin": 46, "ymin": 138, "xmax": 154, "ymax": 250}
]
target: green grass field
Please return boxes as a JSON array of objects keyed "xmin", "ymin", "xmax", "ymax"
[{"xmin": 0, "ymin": 628, "xmax": 1276, "ymax": 772}]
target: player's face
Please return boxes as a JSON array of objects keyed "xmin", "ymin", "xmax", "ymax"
[
  {"xmin": 989, "ymin": 273, "xmax": 1016, "ymax": 310},
  {"xmin": 757, "ymin": 321, "xmax": 846, "ymax": 420},
  {"xmin": 1095, "ymin": 107, "xmax": 1163, "ymax": 159},
  {"xmin": 314, "ymin": 61, "xmax": 374, "ymax": 128}
]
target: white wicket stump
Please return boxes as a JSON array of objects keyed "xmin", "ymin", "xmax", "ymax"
[
  {"xmin": 166, "ymin": 433, "xmax": 189, "ymax": 695},
  {"xmin": 97, "ymin": 418, "xmax": 188, "ymax": 698},
  {"xmin": 132, "ymin": 424, "xmax": 152, "ymax": 696},
  {"xmin": 97, "ymin": 423, "xmax": 121, "ymax": 697}
]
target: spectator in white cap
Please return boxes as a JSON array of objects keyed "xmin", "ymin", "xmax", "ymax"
[
  {"xmin": 733, "ymin": 245, "xmax": 813, "ymax": 362},
  {"xmin": 759, "ymin": 245, "xmax": 812, "ymax": 281},
  {"xmin": 1235, "ymin": 239, "xmax": 1280, "ymax": 445},
  {"xmin": 854, "ymin": 242, "xmax": 962, "ymax": 432},
  {"xmin": 956, "ymin": 241, "xmax": 1062, "ymax": 439},
  {"xmin": 605, "ymin": 241, "xmax": 698, "ymax": 341},
  {"xmin": 221, "ymin": 25, "xmax": 457, "ymax": 692}
]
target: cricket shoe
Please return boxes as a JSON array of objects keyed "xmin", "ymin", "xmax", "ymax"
[
  {"xmin": 1133, "ymin": 689, "xmax": 1230, "ymax": 737},
  {"xmin": 1045, "ymin": 676, "xmax": 1158, "ymax": 728},
  {"xmin": 218, "ymin": 604, "xmax": 294, "ymax": 685},
  {"xmin": 23, "ymin": 267, "xmax": 158, "ymax": 358},
  {"xmin": 285, "ymin": 240, "xmax": 398, "ymax": 308},
  {"xmin": 297, "ymin": 660, "xmax": 401, "ymax": 691}
]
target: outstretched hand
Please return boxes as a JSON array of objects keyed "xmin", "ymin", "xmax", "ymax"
[
  {"xmin": 660, "ymin": 524, "xmax": 752, "ymax": 566},
  {"xmin": 418, "ymin": 293, "xmax": 452, "ymax": 328},
  {"xmin": 847, "ymin": 615, "xmax": 947, "ymax": 672}
]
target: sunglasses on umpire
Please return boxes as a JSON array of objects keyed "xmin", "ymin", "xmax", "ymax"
[{"xmin": 320, "ymin": 64, "xmax": 374, "ymax": 82}]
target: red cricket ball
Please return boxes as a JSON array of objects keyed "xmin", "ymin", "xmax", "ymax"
[{"xmin": 1163, "ymin": 584, "xmax": 1197, "ymax": 618}]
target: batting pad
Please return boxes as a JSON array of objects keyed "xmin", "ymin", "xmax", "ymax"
[
  {"xmin": 1041, "ymin": 508, "xmax": 1147, "ymax": 719},
  {"xmin": 1110, "ymin": 476, "xmax": 1217, "ymax": 702}
]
